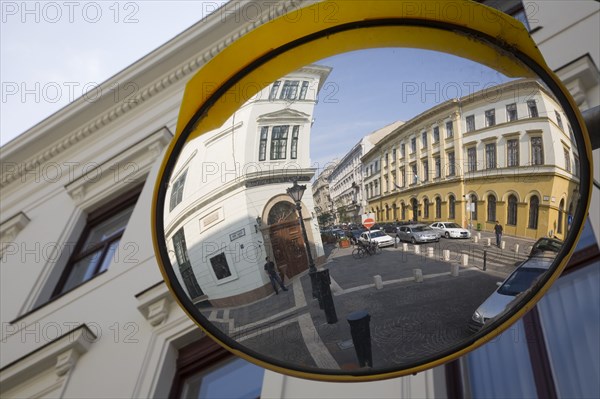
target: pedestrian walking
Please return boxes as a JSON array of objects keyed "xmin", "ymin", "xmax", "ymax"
[
  {"xmin": 494, "ymin": 220, "xmax": 503, "ymax": 248},
  {"xmin": 264, "ymin": 256, "xmax": 288, "ymax": 294}
]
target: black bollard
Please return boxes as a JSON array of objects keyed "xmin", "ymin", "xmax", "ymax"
[
  {"xmin": 316, "ymin": 269, "xmax": 338, "ymax": 324},
  {"xmin": 483, "ymin": 250, "xmax": 487, "ymax": 271},
  {"xmin": 347, "ymin": 310, "xmax": 372, "ymax": 368}
]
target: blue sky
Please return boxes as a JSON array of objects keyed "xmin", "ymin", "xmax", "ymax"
[
  {"xmin": 309, "ymin": 48, "xmax": 511, "ymax": 170},
  {"xmin": 2, "ymin": 1, "xmax": 510, "ymax": 156}
]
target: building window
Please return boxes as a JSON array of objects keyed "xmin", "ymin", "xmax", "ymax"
[
  {"xmin": 435, "ymin": 197, "xmax": 442, "ymax": 219},
  {"xmin": 422, "ymin": 160, "xmax": 429, "ymax": 182},
  {"xmin": 528, "ymin": 195, "xmax": 539, "ymax": 229},
  {"xmin": 299, "ymin": 81, "xmax": 309, "ymax": 100},
  {"xmin": 466, "ymin": 115, "xmax": 476, "ymax": 132},
  {"xmin": 506, "ymin": 103, "xmax": 518, "ymax": 122},
  {"xmin": 169, "ymin": 337, "xmax": 264, "ymax": 399},
  {"xmin": 555, "ymin": 110, "xmax": 564, "ymax": 130},
  {"xmin": 563, "ymin": 148, "xmax": 571, "ymax": 173},
  {"xmin": 531, "ymin": 136, "xmax": 544, "ymax": 165},
  {"xmin": 470, "ymin": 194, "xmax": 478, "ymax": 221},
  {"xmin": 507, "ymin": 194, "xmax": 518, "ymax": 226},
  {"xmin": 279, "ymin": 80, "xmax": 299, "ymax": 100},
  {"xmin": 401, "ymin": 143, "xmax": 406, "ymax": 158},
  {"xmin": 411, "ymin": 164, "xmax": 418, "ymax": 185},
  {"xmin": 485, "ymin": 109, "xmax": 496, "ymax": 127},
  {"xmin": 433, "ymin": 127, "xmax": 440, "ymax": 143},
  {"xmin": 392, "ymin": 148, "xmax": 397, "ymax": 161},
  {"xmin": 401, "ymin": 203, "xmax": 406, "ymax": 220},
  {"xmin": 423, "ymin": 198, "xmax": 429, "ymax": 219},
  {"xmin": 53, "ymin": 192, "xmax": 138, "ymax": 297},
  {"xmin": 508, "ymin": 138, "xmax": 519, "ymax": 167},
  {"xmin": 411, "ymin": 137, "xmax": 417, "ymax": 153},
  {"xmin": 375, "ymin": 160, "xmax": 379, "ymax": 172},
  {"xmin": 268, "ymin": 81, "xmax": 280, "ymax": 100},
  {"xmin": 527, "ymin": 100, "xmax": 538, "ymax": 118},
  {"xmin": 574, "ymin": 155, "xmax": 580, "ymax": 177},
  {"xmin": 392, "ymin": 203, "xmax": 397, "ymax": 220},
  {"xmin": 449, "ymin": 195, "xmax": 456, "ymax": 219},
  {"xmin": 422, "ymin": 131, "xmax": 428, "ymax": 148},
  {"xmin": 557, "ymin": 199, "xmax": 565, "ymax": 234},
  {"xmin": 447, "ymin": 151, "xmax": 456, "ymax": 176},
  {"xmin": 210, "ymin": 253, "xmax": 232, "ymax": 280},
  {"xmin": 400, "ymin": 167, "xmax": 405, "ymax": 187},
  {"xmin": 468, "ymin": 147, "xmax": 477, "ymax": 172},
  {"xmin": 173, "ymin": 228, "xmax": 204, "ymax": 299},
  {"xmin": 435, "ymin": 156, "xmax": 441, "ymax": 178},
  {"xmin": 384, "ymin": 153, "xmax": 389, "ymax": 167},
  {"xmin": 290, "ymin": 126, "xmax": 299, "ymax": 159},
  {"xmin": 486, "ymin": 143, "xmax": 497, "ymax": 169},
  {"xmin": 170, "ymin": 170, "xmax": 187, "ymax": 211},
  {"xmin": 446, "ymin": 121, "xmax": 454, "ymax": 138},
  {"xmin": 270, "ymin": 126, "xmax": 288, "ymax": 160},
  {"xmin": 258, "ymin": 126, "xmax": 268, "ymax": 161},
  {"xmin": 487, "ymin": 194, "xmax": 496, "ymax": 222}
]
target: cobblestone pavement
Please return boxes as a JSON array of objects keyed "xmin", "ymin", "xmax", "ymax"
[{"xmin": 196, "ymin": 240, "xmax": 517, "ymax": 372}]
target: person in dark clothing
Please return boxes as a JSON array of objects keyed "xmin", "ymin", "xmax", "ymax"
[
  {"xmin": 494, "ymin": 220, "xmax": 503, "ymax": 248},
  {"xmin": 264, "ymin": 256, "xmax": 288, "ymax": 294}
]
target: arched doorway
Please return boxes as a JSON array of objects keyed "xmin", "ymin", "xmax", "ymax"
[{"xmin": 267, "ymin": 201, "xmax": 308, "ymax": 279}]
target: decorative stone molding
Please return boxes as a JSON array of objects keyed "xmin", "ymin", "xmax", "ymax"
[
  {"xmin": 0, "ymin": 0, "xmax": 304, "ymax": 189},
  {"xmin": 64, "ymin": 127, "xmax": 172, "ymax": 210},
  {"xmin": 136, "ymin": 282, "xmax": 175, "ymax": 327},
  {"xmin": 0, "ymin": 212, "xmax": 30, "ymax": 242},
  {"xmin": 0, "ymin": 325, "xmax": 96, "ymax": 396}
]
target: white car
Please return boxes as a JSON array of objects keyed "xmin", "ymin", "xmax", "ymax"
[
  {"xmin": 429, "ymin": 222, "xmax": 471, "ymax": 239},
  {"xmin": 358, "ymin": 229, "xmax": 395, "ymax": 247}
]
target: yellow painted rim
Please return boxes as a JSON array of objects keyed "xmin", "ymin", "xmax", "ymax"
[{"xmin": 152, "ymin": 0, "xmax": 593, "ymax": 382}]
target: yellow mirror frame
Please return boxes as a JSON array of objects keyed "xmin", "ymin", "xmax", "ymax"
[{"xmin": 152, "ymin": 0, "xmax": 593, "ymax": 381}]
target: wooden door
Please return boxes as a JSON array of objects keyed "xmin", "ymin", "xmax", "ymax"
[{"xmin": 269, "ymin": 221, "xmax": 309, "ymax": 279}]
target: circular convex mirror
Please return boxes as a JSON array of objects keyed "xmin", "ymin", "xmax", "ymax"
[{"xmin": 152, "ymin": 1, "xmax": 592, "ymax": 381}]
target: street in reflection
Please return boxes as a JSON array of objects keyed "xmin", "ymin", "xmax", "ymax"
[{"xmin": 162, "ymin": 48, "xmax": 580, "ymax": 371}]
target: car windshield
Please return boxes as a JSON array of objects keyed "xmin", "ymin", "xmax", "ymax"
[
  {"xmin": 445, "ymin": 223, "xmax": 461, "ymax": 228},
  {"xmin": 413, "ymin": 226, "xmax": 431, "ymax": 232},
  {"xmin": 497, "ymin": 268, "xmax": 547, "ymax": 296},
  {"xmin": 370, "ymin": 231, "xmax": 386, "ymax": 238},
  {"xmin": 531, "ymin": 238, "xmax": 563, "ymax": 255}
]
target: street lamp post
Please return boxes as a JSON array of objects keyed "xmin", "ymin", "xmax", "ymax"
[{"xmin": 287, "ymin": 180, "xmax": 319, "ymax": 300}]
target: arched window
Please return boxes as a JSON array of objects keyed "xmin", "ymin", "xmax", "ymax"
[
  {"xmin": 435, "ymin": 197, "xmax": 442, "ymax": 219},
  {"xmin": 557, "ymin": 199, "xmax": 564, "ymax": 234},
  {"xmin": 401, "ymin": 203, "xmax": 406, "ymax": 220},
  {"xmin": 423, "ymin": 198, "xmax": 429, "ymax": 219},
  {"xmin": 386, "ymin": 204, "xmax": 390, "ymax": 220},
  {"xmin": 267, "ymin": 202, "xmax": 297, "ymax": 225},
  {"xmin": 392, "ymin": 203, "xmax": 397, "ymax": 220},
  {"xmin": 449, "ymin": 195, "xmax": 456, "ymax": 219},
  {"xmin": 507, "ymin": 194, "xmax": 518, "ymax": 226},
  {"xmin": 470, "ymin": 194, "xmax": 478, "ymax": 220},
  {"xmin": 487, "ymin": 195, "xmax": 496, "ymax": 222},
  {"xmin": 528, "ymin": 195, "xmax": 539, "ymax": 229},
  {"xmin": 411, "ymin": 198, "xmax": 419, "ymax": 221}
]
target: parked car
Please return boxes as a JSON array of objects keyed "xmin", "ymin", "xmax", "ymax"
[
  {"xmin": 468, "ymin": 238, "xmax": 562, "ymax": 332},
  {"xmin": 429, "ymin": 222, "xmax": 471, "ymax": 239},
  {"xmin": 346, "ymin": 228, "xmax": 366, "ymax": 244},
  {"xmin": 358, "ymin": 229, "xmax": 395, "ymax": 247},
  {"xmin": 397, "ymin": 224, "xmax": 440, "ymax": 244},
  {"xmin": 383, "ymin": 224, "xmax": 401, "ymax": 236}
]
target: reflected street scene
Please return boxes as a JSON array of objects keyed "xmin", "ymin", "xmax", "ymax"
[{"xmin": 161, "ymin": 48, "xmax": 582, "ymax": 372}]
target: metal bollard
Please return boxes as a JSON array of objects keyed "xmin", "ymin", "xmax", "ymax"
[
  {"xmin": 347, "ymin": 311, "xmax": 373, "ymax": 368},
  {"xmin": 501, "ymin": 241, "xmax": 506, "ymax": 250},
  {"xmin": 514, "ymin": 243, "xmax": 520, "ymax": 253},
  {"xmin": 451, "ymin": 264, "xmax": 460, "ymax": 276},
  {"xmin": 316, "ymin": 269, "xmax": 338, "ymax": 324},
  {"xmin": 477, "ymin": 232, "xmax": 481, "ymax": 240},
  {"xmin": 394, "ymin": 236, "xmax": 398, "ymax": 249},
  {"xmin": 461, "ymin": 254, "xmax": 469, "ymax": 266},
  {"xmin": 427, "ymin": 247, "xmax": 434, "ymax": 258},
  {"xmin": 485, "ymin": 238, "xmax": 491, "ymax": 246},
  {"xmin": 483, "ymin": 250, "xmax": 487, "ymax": 271},
  {"xmin": 402, "ymin": 243, "xmax": 408, "ymax": 251},
  {"xmin": 414, "ymin": 245, "xmax": 421, "ymax": 255},
  {"xmin": 474, "ymin": 236, "xmax": 479, "ymax": 243}
]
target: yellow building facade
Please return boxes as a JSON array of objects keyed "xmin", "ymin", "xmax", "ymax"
[{"xmin": 362, "ymin": 79, "xmax": 581, "ymax": 241}]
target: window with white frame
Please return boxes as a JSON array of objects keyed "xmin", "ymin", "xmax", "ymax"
[
  {"xmin": 170, "ymin": 170, "xmax": 187, "ymax": 211},
  {"xmin": 485, "ymin": 109, "xmax": 496, "ymax": 127},
  {"xmin": 485, "ymin": 143, "xmax": 497, "ymax": 169},
  {"xmin": 506, "ymin": 103, "xmax": 518, "ymax": 121},
  {"xmin": 466, "ymin": 115, "xmax": 476, "ymax": 132},
  {"xmin": 531, "ymin": 136, "xmax": 544, "ymax": 165}
]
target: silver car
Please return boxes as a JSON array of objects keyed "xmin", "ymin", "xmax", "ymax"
[
  {"xmin": 397, "ymin": 224, "xmax": 440, "ymax": 244},
  {"xmin": 468, "ymin": 255, "xmax": 553, "ymax": 332}
]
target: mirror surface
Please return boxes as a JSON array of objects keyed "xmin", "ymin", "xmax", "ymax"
[{"xmin": 159, "ymin": 47, "xmax": 584, "ymax": 374}]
